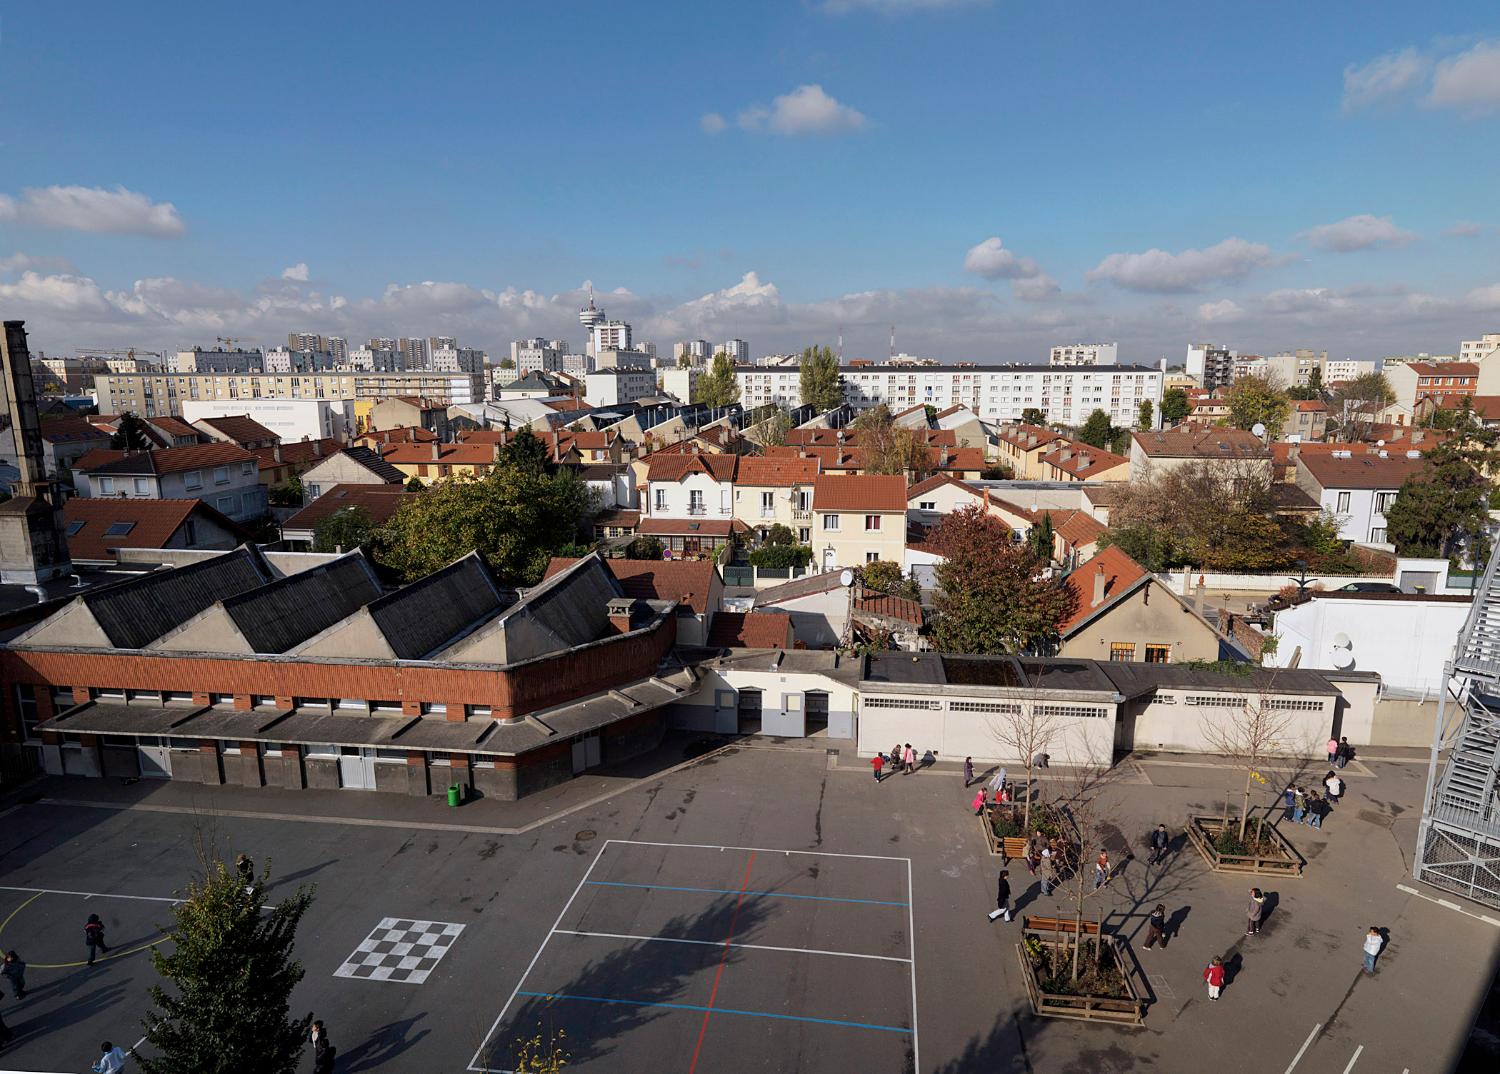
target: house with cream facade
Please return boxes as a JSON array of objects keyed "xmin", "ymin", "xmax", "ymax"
[{"xmin": 811, "ymin": 474, "xmax": 908, "ymax": 571}]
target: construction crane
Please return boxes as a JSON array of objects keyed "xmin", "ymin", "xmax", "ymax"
[
  {"xmin": 78, "ymin": 347, "xmax": 163, "ymax": 360},
  {"xmin": 216, "ymin": 336, "xmax": 243, "ymax": 350}
]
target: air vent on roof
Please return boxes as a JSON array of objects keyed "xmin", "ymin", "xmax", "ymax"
[
  {"xmin": 1407, "ymin": 450, "xmax": 1421, "ymax": 458},
  {"xmin": 1332, "ymin": 450, "xmax": 1351, "ymax": 458}
]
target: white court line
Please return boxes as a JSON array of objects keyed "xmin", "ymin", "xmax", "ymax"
[
  {"xmin": 906, "ymin": 855, "xmax": 921, "ymax": 1074},
  {"xmin": 1396, "ymin": 883, "xmax": 1500, "ymax": 927},
  {"xmin": 1284, "ymin": 1022, "xmax": 1321, "ymax": 1074},
  {"xmin": 1341, "ymin": 1044, "xmax": 1363, "ymax": 1074},
  {"xmin": 466, "ymin": 839, "xmax": 610, "ymax": 1073},
  {"xmin": 0, "ymin": 884, "xmax": 182, "ymax": 904},
  {"xmin": 609, "ymin": 837, "xmax": 910, "ymax": 863},
  {"xmin": 552, "ymin": 928, "xmax": 912, "ymax": 963}
]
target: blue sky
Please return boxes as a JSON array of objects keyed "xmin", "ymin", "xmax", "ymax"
[{"xmin": 2, "ymin": 1, "xmax": 1498, "ymax": 362}]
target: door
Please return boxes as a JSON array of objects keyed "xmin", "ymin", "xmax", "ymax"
[
  {"xmin": 804, "ymin": 691, "xmax": 829, "ymax": 735},
  {"xmin": 822, "ymin": 547, "xmax": 836, "ymax": 571},
  {"xmin": 338, "ymin": 747, "xmax": 377, "ymax": 789},
  {"xmin": 737, "ymin": 689, "xmax": 763, "ymax": 734},
  {"xmin": 138, "ymin": 737, "xmax": 172, "ymax": 779},
  {"xmin": 571, "ymin": 733, "xmax": 602, "ymax": 774}
]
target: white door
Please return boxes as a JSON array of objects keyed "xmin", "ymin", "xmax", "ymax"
[
  {"xmin": 138, "ymin": 739, "xmax": 172, "ymax": 779},
  {"xmin": 571, "ymin": 734, "xmax": 602, "ymax": 774},
  {"xmin": 822, "ymin": 547, "xmax": 836, "ymax": 571},
  {"xmin": 338, "ymin": 748, "xmax": 377, "ymax": 789}
]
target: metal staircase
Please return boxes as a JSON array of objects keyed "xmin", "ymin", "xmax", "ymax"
[{"xmin": 1415, "ymin": 543, "xmax": 1500, "ymax": 907}]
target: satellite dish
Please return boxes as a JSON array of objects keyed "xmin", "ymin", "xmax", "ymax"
[
  {"xmin": 1251, "ymin": 422, "xmax": 1267, "ymax": 439},
  {"xmin": 839, "ymin": 569, "xmax": 855, "ymax": 587},
  {"xmin": 1332, "ymin": 632, "xmax": 1352, "ymax": 649},
  {"xmin": 1331, "ymin": 649, "xmax": 1355, "ymax": 669}
]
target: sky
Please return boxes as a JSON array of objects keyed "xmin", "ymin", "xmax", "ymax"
[{"xmin": 2, "ymin": 1, "xmax": 1498, "ymax": 365}]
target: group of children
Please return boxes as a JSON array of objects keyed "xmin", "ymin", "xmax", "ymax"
[
  {"xmin": 869, "ymin": 743, "xmax": 922, "ymax": 781},
  {"xmin": 1285, "ymin": 769, "xmax": 1345, "ymax": 830}
]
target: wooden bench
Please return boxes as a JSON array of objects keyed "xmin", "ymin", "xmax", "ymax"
[
  {"xmin": 1000, "ymin": 837, "xmax": 1029, "ymax": 862},
  {"xmin": 1023, "ymin": 915, "xmax": 1101, "ymax": 936}
]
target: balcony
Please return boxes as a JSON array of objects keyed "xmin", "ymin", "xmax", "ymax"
[{"xmin": 688, "ymin": 505, "xmax": 707, "ymax": 516}]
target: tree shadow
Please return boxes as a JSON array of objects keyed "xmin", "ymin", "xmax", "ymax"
[
  {"xmin": 4, "ymin": 980, "xmax": 130, "ymax": 1044},
  {"xmin": 340, "ymin": 1011, "xmax": 429, "ymax": 1072},
  {"xmin": 473, "ymin": 892, "xmax": 774, "ymax": 1069}
]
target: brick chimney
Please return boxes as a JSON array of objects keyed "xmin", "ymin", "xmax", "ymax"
[
  {"xmin": 313, "ymin": 439, "xmax": 324, "ymax": 457},
  {"xmin": 431, "ymin": 441, "xmax": 441, "ymax": 461},
  {"xmin": 1092, "ymin": 569, "xmax": 1108, "ymax": 608},
  {"xmin": 606, "ymin": 597, "xmax": 635, "ymax": 633}
]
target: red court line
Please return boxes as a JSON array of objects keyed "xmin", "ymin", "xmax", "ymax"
[{"xmin": 688, "ymin": 850, "xmax": 757, "ymax": 1074}]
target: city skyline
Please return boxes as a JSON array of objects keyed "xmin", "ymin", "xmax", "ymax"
[{"xmin": 0, "ymin": 2, "xmax": 1497, "ymax": 361}]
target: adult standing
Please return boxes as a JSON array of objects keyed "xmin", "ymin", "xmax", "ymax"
[
  {"xmin": 1039, "ymin": 849, "xmax": 1058, "ymax": 896},
  {"xmin": 991, "ymin": 870, "xmax": 1012, "ymax": 922},
  {"xmin": 1283, "ymin": 785, "xmax": 1297, "ymax": 821},
  {"xmin": 1362, "ymin": 926, "xmax": 1383, "ymax": 974},
  {"xmin": 311, "ymin": 1020, "xmax": 336, "ymax": 1074},
  {"xmin": 963, "ymin": 756, "xmax": 974, "ymax": 787},
  {"xmin": 1147, "ymin": 823, "xmax": 1170, "ymax": 865},
  {"xmin": 871, "ymin": 753, "xmax": 885, "ymax": 783},
  {"xmin": 1027, "ymin": 830, "xmax": 1047, "ymax": 876},
  {"xmin": 1, "ymin": 953, "xmax": 24, "ymax": 1001},
  {"xmin": 1246, "ymin": 888, "xmax": 1265, "ymax": 935},
  {"xmin": 1144, "ymin": 904, "xmax": 1167, "ymax": 949},
  {"xmin": 1292, "ymin": 786, "xmax": 1307, "ymax": 825},
  {"xmin": 1204, "ymin": 955, "xmax": 1226, "ymax": 1001},
  {"xmin": 1337, "ymin": 737, "xmax": 1352, "ymax": 769},
  {"xmin": 85, "ymin": 914, "xmax": 109, "ymax": 965},
  {"xmin": 1326, "ymin": 736, "xmax": 1339, "ymax": 764}
]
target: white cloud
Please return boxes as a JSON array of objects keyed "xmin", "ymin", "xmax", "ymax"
[
  {"xmin": 736, "ymin": 85, "xmax": 867, "ymax": 136},
  {"xmin": 1302, "ymin": 213, "xmax": 1417, "ymax": 252},
  {"xmin": 699, "ymin": 112, "xmax": 727, "ymax": 134},
  {"xmin": 1196, "ymin": 299, "xmax": 1245, "ymax": 323},
  {"xmin": 1446, "ymin": 221, "xmax": 1485, "ymax": 238},
  {"xmin": 0, "ymin": 185, "xmax": 184, "ymax": 236},
  {"xmin": 962, "ymin": 237, "xmax": 1036, "ymax": 280},
  {"xmin": 281, "ymin": 262, "xmax": 310, "ymax": 282},
  {"xmin": 0, "ymin": 271, "xmax": 116, "ymax": 316},
  {"xmin": 1428, "ymin": 40, "xmax": 1500, "ymax": 114},
  {"xmin": 1342, "ymin": 48, "xmax": 1430, "ymax": 110},
  {"xmin": 1086, "ymin": 238, "xmax": 1273, "ymax": 293},
  {"xmin": 0, "ymin": 252, "xmax": 73, "ymax": 275},
  {"xmin": 1011, "ymin": 274, "xmax": 1061, "ymax": 302}
]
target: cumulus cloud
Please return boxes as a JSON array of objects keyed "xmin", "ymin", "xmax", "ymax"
[
  {"xmin": 699, "ymin": 112, "xmax": 727, "ymax": 134},
  {"xmin": 1196, "ymin": 299, "xmax": 1245, "ymax": 323},
  {"xmin": 1086, "ymin": 238, "xmax": 1273, "ymax": 293},
  {"xmin": 281, "ymin": 262, "xmax": 310, "ymax": 282},
  {"xmin": 1011, "ymin": 274, "xmax": 1061, "ymax": 302},
  {"xmin": 962, "ymin": 237, "xmax": 1059, "ymax": 301},
  {"xmin": 1302, "ymin": 213, "xmax": 1417, "ymax": 252},
  {"xmin": 0, "ymin": 185, "xmax": 184, "ymax": 236},
  {"xmin": 1428, "ymin": 40, "xmax": 1500, "ymax": 114},
  {"xmin": 1342, "ymin": 48, "xmax": 1430, "ymax": 110},
  {"xmin": 737, "ymin": 85, "xmax": 867, "ymax": 136},
  {"xmin": 0, "ymin": 252, "xmax": 73, "ymax": 275},
  {"xmin": 0, "ymin": 271, "xmax": 116, "ymax": 316}
]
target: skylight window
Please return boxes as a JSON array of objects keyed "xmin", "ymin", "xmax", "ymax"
[{"xmin": 104, "ymin": 522, "xmax": 137, "ymax": 537}]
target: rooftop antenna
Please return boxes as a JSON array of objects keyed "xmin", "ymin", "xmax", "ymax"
[{"xmin": 890, "ymin": 325, "xmax": 896, "ymax": 360}]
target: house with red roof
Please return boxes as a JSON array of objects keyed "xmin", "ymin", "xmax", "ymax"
[
  {"xmin": 544, "ymin": 554, "xmax": 724, "ymax": 645},
  {"xmin": 1055, "ymin": 546, "xmax": 1221, "ymax": 663},
  {"xmin": 74, "ymin": 442, "xmax": 269, "ymax": 522},
  {"xmin": 63, "ymin": 498, "xmax": 251, "ymax": 564},
  {"xmin": 811, "ymin": 474, "xmax": 907, "ymax": 571},
  {"xmin": 731, "ymin": 456, "xmax": 820, "ymax": 542}
]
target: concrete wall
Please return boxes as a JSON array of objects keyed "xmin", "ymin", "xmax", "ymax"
[
  {"xmin": 1120, "ymin": 686, "xmax": 1336, "ymax": 755},
  {"xmin": 1367, "ymin": 697, "xmax": 1440, "ymax": 748},
  {"xmin": 759, "ymin": 588, "xmax": 847, "ymax": 649},
  {"xmin": 854, "ymin": 694, "xmax": 1116, "ymax": 766},
  {"xmin": 670, "ymin": 668, "xmax": 858, "ymax": 739},
  {"xmin": 1268, "ymin": 597, "xmax": 1467, "ymax": 694}
]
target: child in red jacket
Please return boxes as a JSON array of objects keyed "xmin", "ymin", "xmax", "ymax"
[{"xmin": 1204, "ymin": 955, "xmax": 1225, "ymax": 1000}]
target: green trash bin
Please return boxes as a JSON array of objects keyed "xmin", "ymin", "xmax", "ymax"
[{"xmin": 447, "ymin": 783, "xmax": 461, "ymax": 807}]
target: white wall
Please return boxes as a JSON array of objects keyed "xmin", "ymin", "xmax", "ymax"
[
  {"xmin": 1267, "ymin": 596, "xmax": 1467, "ymax": 695},
  {"xmin": 181, "ymin": 398, "xmax": 354, "ymax": 443},
  {"xmin": 648, "ymin": 472, "xmax": 733, "ymax": 518},
  {"xmin": 854, "ymin": 693, "xmax": 1116, "ymax": 766}
]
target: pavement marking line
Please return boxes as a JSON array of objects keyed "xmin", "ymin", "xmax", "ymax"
[
  {"xmin": 1341, "ymin": 1044, "xmax": 1363, "ymax": 1074},
  {"xmin": 514, "ymin": 991, "xmax": 910, "ymax": 1034},
  {"xmin": 551, "ymin": 928, "xmax": 912, "ymax": 963},
  {"xmin": 465, "ymin": 839, "xmax": 611, "ymax": 1073},
  {"xmin": 610, "ymin": 837, "xmax": 910, "ymax": 863},
  {"xmin": 0, "ymin": 891, "xmax": 44, "ymax": 939},
  {"xmin": 906, "ymin": 854, "xmax": 921, "ymax": 1074},
  {"xmin": 689, "ymin": 851, "xmax": 756, "ymax": 1074},
  {"xmin": 1283, "ymin": 1022, "xmax": 1322, "ymax": 1074},
  {"xmin": 0, "ymin": 884, "xmax": 183, "ymax": 904},
  {"xmin": 584, "ymin": 879, "xmax": 909, "ymax": 907},
  {"xmin": 1395, "ymin": 882, "xmax": 1500, "ymax": 927}
]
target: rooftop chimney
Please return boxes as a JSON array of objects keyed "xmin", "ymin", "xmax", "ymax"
[
  {"xmin": 431, "ymin": 441, "xmax": 441, "ymax": 461},
  {"xmin": 1092, "ymin": 569, "xmax": 1108, "ymax": 608},
  {"xmin": 0, "ymin": 321, "xmax": 73, "ymax": 584},
  {"xmin": 606, "ymin": 596, "xmax": 635, "ymax": 633}
]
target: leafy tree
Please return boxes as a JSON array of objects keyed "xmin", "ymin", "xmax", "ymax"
[
  {"xmin": 1026, "ymin": 512, "xmax": 1055, "ymax": 561},
  {"xmin": 1286, "ymin": 384, "xmax": 1320, "ymax": 401},
  {"xmin": 1306, "ymin": 365, "xmax": 1323, "ymax": 394},
  {"xmin": 312, "ymin": 505, "xmax": 374, "ymax": 553},
  {"xmin": 762, "ymin": 523, "xmax": 796, "ymax": 546},
  {"xmin": 1097, "ymin": 523, "xmax": 1180, "ymax": 573},
  {"xmin": 624, "ymin": 535, "xmax": 664, "ymax": 560},
  {"xmin": 139, "ymin": 859, "xmax": 313, "ymax": 1074},
  {"xmin": 853, "ymin": 404, "xmax": 935, "ymax": 478},
  {"xmin": 404, "ymin": 475, "xmax": 425, "ymax": 492},
  {"xmin": 798, "ymin": 344, "xmax": 843, "ymax": 412},
  {"xmin": 1329, "ymin": 372, "xmax": 1395, "ymax": 442},
  {"xmin": 980, "ymin": 464, "xmax": 1014, "ymax": 480},
  {"xmin": 1077, "ymin": 409, "xmax": 1114, "ymax": 449},
  {"xmin": 1136, "ymin": 399, "xmax": 1154, "ymax": 431},
  {"xmin": 497, "ymin": 356, "xmax": 516, "ymax": 369},
  {"xmin": 1160, "ymin": 388, "xmax": 1190, "ymax": 425},
  {"xmin": 1109, "ymin": 429, "xmax": 1132, "ymax": 456},
  {"xmin": 749, "ymin": 542, "xmax": 812, "ymax": 569},
  {"xmin": 498, "ymin": 427, "xmax": 552, "ymax": 476},
  {"xmin": 860, "ymin": 559, "xmax": 921, "ymax": 600},
  {"xmin": 1104, "ymin": 459, "xmax": 1287, "ymax": 571},
  {"xmin": 267, "ymin": 477, "xmax": 304, "ymax": 507},
  {"xmin": 758, "ymin": 408, "xmax": 792, "ymax": 447},
  {"xmin": 378, "ymin": 463, "xmax": 597, "ymax": 584},
  {"xmin": 1385, "ymin": 435, "xmax": 1490, "ymax": 559},
  {"xmin": 110, "ymin": 411, "xmax": 152, "ymax": 450},
  {"xmin": 695, "ymin": 352, "xmax": 741, "ymax": 409},
  {"xmin": 930, "ymin": 506, "xmax": 1076, "ymax": 655},
  {"xmin": 1225, "ymin": 373, "xmax": 1290, "ymax": 439},
  {"xmin": 1021, "ymin": 407, "xmax": 1046, "ymax": 426}
]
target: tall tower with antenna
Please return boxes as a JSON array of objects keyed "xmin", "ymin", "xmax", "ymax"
[{"xmin": 579, "ymin": 284, "xmax": 606, "ymax": 358}]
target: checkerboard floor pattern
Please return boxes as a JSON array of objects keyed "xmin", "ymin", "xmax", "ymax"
[{"xmin": 334, "ymin": 917, "xmax": 465, "ymax": 985}]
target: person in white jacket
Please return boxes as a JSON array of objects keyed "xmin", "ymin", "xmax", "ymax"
[
  {"xmin": 93, "ymin": 1041, "xmax": 128, "ymax": 1073},
  {"xmin": 1362, "ymin": 926, "xmax": 1384, "ymax": 974}
]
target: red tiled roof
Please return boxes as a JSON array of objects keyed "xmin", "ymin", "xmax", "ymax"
[
  {"xmin": 40, "ymin": 417, "xmax": 112, "ymax": 444},
  {"xmin": 252, "ymin": 438, "xmax": 343, "ymax": 470},
  {"xmin": 359, "ymin": 426, "xmax": 437, "ymax": 446},
  {"xmin": 594, "ymin": 508, "xmax": 641, "ymax": 527},
  {"xmin": 935, "ymin": 447, "xmax": 986, "ymax": 471},
  {"xmin": 1041, "ymin": 508, "xmax": 1106, "ymax": 549},
  {"xmin": 813, "ymin": 474, "xmax": 907, "ymax": 512},
  {"xmin": 1409, "ymin": 362, "xmax": 1478, "ymax": 376},
  {"xmin": 381, "ymin": 442, "xmax": 497, "ymax": 466},
  {"xmin": 765, "ymin": 445, "xmax": 863, "ymax": 470},
  {"xmin": 853, "ymin": 590, "xmax": 923, "ymax": 627},
  {"xmin": 646, "ymin": 453, "xmax": 737, "ymax": 482},
  {"xmin": 281, "ymin": 484, "xmax": 419, "ymax": 532},
  {"xmin": 1039, "ymin": 443, "xmax": 1129, "ymax": 479},
  {"xmin": 545, "ymin": 556, "xmax": 719, "ymax": 614},
  {"xmin": 995, "ymin": 423, "xmax": 1064, "ymax": 450},
  {"xmin": 1058, "ymin": 546, "xmax": 1150, "ymax": 635},
  {"xmin": 706, "ymin": 610, "xmax": 793, "ymax": 648},
  {"xmin": 193, "ymin": 414, "xmax": 279, "ymax": 444},
  {"xmin": 637, "ymin": 518, "xmax": 748, "ymax": 537},
  {"xmin": 1297, "ymin": 452, "xmax": 1428, "ymax": 490},
  {"xmin": 76, "ymin": 441, "xmax": 257, "ymax": 476},
  {"xmin": 734, "ymin": 457, "xmax": 820, "ymax": 486},
  {"xmin": 906, "ymin": 473, "xmax": 973, "ymax": 500},
  {"xmin": 74, "ymin": 448, "xmax": 126, "ymax": 471},
  {"xmin": 62, "ymin": 497, "xmax": 249, "ymax": 562},
  {"xmin": 1131, "ymin": 426, "xmax": 1270, "ymax": 459},
  {"xmin": 148, "ymin": 416, "xmax": 202, "ymax": 440},
  {"xmin": 1293, "ymin": 400, "xmax": 1328, "ymax": 412}
]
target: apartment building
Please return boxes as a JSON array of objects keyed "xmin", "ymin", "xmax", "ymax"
[
  {"xmin": 811, "ymin": 474, "xmax": 907, "ymax": 571},
  {"xmin": 586, "ymin": 368, "xmax": 656, "ymax": 407},
  {"xmin": 1459, "ymin": 334, "xmax": 1500, "ymax": 363},
  {"xmin": 512, "ymin": 338, "xmax": 565, "ymax": 375},
  {"xmin": 170, "ymin": 348, "xmax": 264, "ymax": 374},
  {"xmin": 1049, "ymin": 342, "xmax": 1117, "ymax": 367},
  {"xmin": 731, "ymin": 457, "xmax": 820, "ymax": 543},
  {"xmin": 1129, "ymin": 426, "xmax": 1272, "ymax": 480},
  {"xmin": 1294, "ymin": 450, "xmax": 1427, "ymax": 545},
  {"xmin": 430, "ymin": 345, "xmax": 486, "ymax": 374},
  {"xmin": 718, "ymin": 339, "xmax": 749, "ymax": 363},
  {"xmin": 734, "ymin": 363, "xmax": 1161, "ymax": 428},
  {"xmin": 1185, "ymin": 343, "xmax": 1235, "ymax": 391},
  {"xmin": 98, "ymin": 371, "xmax": 483, "ymax": 418},
  {"xmin": 73, "ymin": 442, "xmax": 269, "ymax": 522},
  {"xmin": 673, "ymin": 340, "xmax": 712, "ymax": 365}
]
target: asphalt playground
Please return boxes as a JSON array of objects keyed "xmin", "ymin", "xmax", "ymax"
[{"xmin": 0, "ymin": 737, "xmax": 1494, "ymax": 1073}]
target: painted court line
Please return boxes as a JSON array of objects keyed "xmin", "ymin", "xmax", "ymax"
[
  {"xmin": 1396, "ymin": 883, "xmax": 1500, "ymax": 927},
  {"xmin": 514, "ymin": 991, "xmax": 910, "ymax": 1034},
  {"xmin": 906, "ymin": 855, "xmax": 921, "ymax": 1074},
  {"xmin": 1341, "ymin": 1044, "xmax": 1364, "ymax": 1074},
  {"xmin": 585, "ymin": 879, "xmax": 909, "ymax": 907},
  {"xmin": 552, "ymin": 928, "xmax": 912, "ymax": 963},
  {"xmin": 689, "ymin": 850, "xmax": 756, "ymax": 1073},
  {"xmin": 609, "ymin": 837, "xmax": 910, "ymax": 862},
  {"xmin": 0, "ymin": 884, "xmax": 183, "ymax": 904},
  {"xmin": 1283, "ymin": 1022, "xmax": 1321, "ymax": 1074}
]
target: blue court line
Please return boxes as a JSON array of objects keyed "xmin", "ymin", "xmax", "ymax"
[
  {"xmin": 584, "ymin": 880, "xmax": 908, "ymax": 907},
  {"xmin": 516, "ymin": 991, "xmax": 909, "ymax": 1034}
]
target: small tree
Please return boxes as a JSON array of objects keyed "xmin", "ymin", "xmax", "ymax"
[
  {"xmin": 1021, "ymin": 407, "xmax": 1046, "ymax": 426},
  {"xmin": 1048, "ymin": 734, "xmax": 1124, "ymax": 982},
  {"xmin": 110, "ymin": 411, "xmax": 152, "ymax": 450},
  {"xmin": 624, "ymin": 535, "xmax": 664, "ymax": 560},
  {"xmin": 498, "ymin": 356, "xmax": 516, "ymax": 369},
  {"xmin": 696, "ymin": 352, "xmax": 741, "ymax": 408},
  {"xmin": 1225, "ymin": 373, "xmax": 1290, "ymax": 439},
  {"xmin": 1077, "ymin": 409, "xmax": 1114, "ymax": 448},
  {"xmin": 1136, "ymin": 399, "xmax": 1154, "ymax": 431},
  {"xmin": 139, "ymin": 860, "xmax": 313, "ymax": 1074},
  {"xmin": 267, "ymin": 477, "xmax": 304, "ymax": 507},
  {"xmin": 860, "ymin": 559, "xmax": 920, "ymax": 600},
  {"xmin": 759, "ymin": 408, "xmax": 792, "ymax": 447},
  {"xmin": 1330, "ymin": 372, "xmax": 1395, "ymax": 441},
  {"xmin": 312, "ymin": 505, "xmax": 374, "ymax": 553},
  {"xmin": 988, "ymin": 695, "xmax": 1067, "ymax": 831},
  {"xmin": 1197, "ymin": 682, "xmax": 1303, "ymax": 841},
  {"xmin": 798, "ymin": 344, "xmax": 843, "ymax": 412},
  {"xmin": 1026, "ymin": 512, "xmax": 1055, "ymax": 562},
  {"xmin": 1160, "ymin": 388, "xmax": 1190, "ymax": 426},
  {"xmin": 404, "ymin": 475, "xmax": 425, "ymax": 491},
  {"xmin": 854, "ymin": 404, "xmax": 935, "ymax": 478}
]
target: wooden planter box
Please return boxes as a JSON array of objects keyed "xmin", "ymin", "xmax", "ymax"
[
  {"xmin": 1015, "ymin": 932, "xmax": 1145, "ymax": 1026},
  {"xmin": 979, "ymin": 802, "xmax": 1074, "ymax": 861},
  {"xmin": 1186, "ymin": 814, "xmax": 1304, "ymax": 877}
]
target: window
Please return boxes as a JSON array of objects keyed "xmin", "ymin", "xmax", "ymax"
[
  {"xmin": 688, "ymin": 490, "xmax": 705, "ymax": 514},
  {"xmin": 421, "ymin": 702, "xmax": 447, "ymax": 715},
  {"xmin": 919, "ymin": 501, "xmax": 936, "ymax": 511},
  {"xmin": 217, "ymin": 495, "xmax": 237, "ymax": 514},
  {"xmin": 465, "ymin": 704, "xmax": 493, "ymax": 717},
  {"xmin": 295, "ymin": 696, "xmax": 331, "ymax": 709},
  {"xmin": 1270, "ymin": 699, "xmax": 1325, "ymax": 712},
  {"xmin": 1035, "ymin": 704, "xmax": 1107, "ymax": 719},
  {"xmin": 103, "ymin": 521, "xmax": 136, "ymax": 537},
  {"xmin": 798, "ymin": 527, "xmax": 810, "ymax": 543},
  {"xmin": 862, "ymin": 697, "xmax": 940, "ymax": 710},
  {"xmin": 369, "ymin": 699, "xmax": 402, "ymax": 714},
  {"xmin": 1184, "ymin": 694, "xmax": 1248, "ymax": 707},
  {"xmin": 241, "ymin": 462, "xmax": 255, "ymax": 476},
  {"xmin": 1370, "ymin": 527, "xmax": 1386, "ymax": 543},
  {"xmin": 949, "ymin": 701, "xmax": 1022, "ymax": 714},
  {"xmin": 99, "ymin": 477, "xmax": 115, "ymax": 494},
  {"xmin": 1145, "ymin": 644, "xmax": 1171, "ymax": 664},
  {"xmin": 213, "ymin": 466, "xmax": 229, "ymax": 484},
  {"xmin": 761, "ymin": 491, "xmax": 774, "ymax": 517},
  {"xmin": 866, "ymin": 551, "xmax": 880, "ymax": 563},
  {"xmin": 65, "ymin": 520, "xmax": 86, "ymax": 536},
  {"xmin": 865, "ymin": 515, "xmax": 881, "ymax": 531},
  {"xmin": 1375, "ymin": 492, "xmax": 1397, "ymax": 514},
  {"xmin": 134, "ymin": 477, "xmax": 150, "ymax": 495},
  {"xmin": 1109, "ymin": 642, "xmax": 1136, "ymax": 662},
  {"xmin": 185, "ymin": 470, "xmax": 202, "ymax": 490},
  {"xmin": 823, "ymin": 514, "xmax": 840, "ymax": 531},
  {"xmin": 1335, "ymin": 491, "xmax": 1350, "ymax": 513}
]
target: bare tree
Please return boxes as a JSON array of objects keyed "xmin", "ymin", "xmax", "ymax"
[
  {"xmin": 988, "ymin": 697, "xmax": 1067, "ymax": 831},
  {"xmin": 1197, "ymin": 677, "xmax": 1315, "ymax": 841},
  {"xmin": 1046, "ymin": 729, "xmax": 1124, "ymax": 982}
]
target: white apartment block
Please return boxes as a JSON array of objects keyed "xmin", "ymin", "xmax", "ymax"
[
  {"xmin": 430, "ymin": 345, "xmax": 486, "ymax": 374},
  {"xmin": 170, "ymin": 348, "xmax": 264, "ymax": 374},
  {"xmin": 719, "ymin": 339, "xmax": 749, "ymax": 363},
  {"xmin": 348, "ymin": 346, "xmax": 405, "ymax": 372},
  {"xmin": 264, "ymin": 348, "xmax": 338, "ymax": 373},
  {"xmin": 585, "ymin": 368, "xmax": 656, "ymax": 407},
  {"xmin": 98, "ymin": 370, "xmax": 483, "ymax": 417},
  {"xmin": 1185, "ymin": 343, "xmax": 1235, "ymax": 390},
  {"xmin": 1323, "ymin": 359, "xmax": 1376, "ymax": 382},
  {"xmin": 1049, "ymin": 342, "xmax": 1118, "ymax": 367},
  {"xmin": 1460, "ymin": 334, "xmax": 1500, "ymax": 363},
  {"xmin": 590, "ymin": 320, "xmax": 632, "ymax": 355},
  {"xmin": 513, "ymin": 339, "xmax": 565, "ymax": 375},
  {"xmin": 734, "ymin": 363, "xmax": 1162, "ymax": 427},
  {"xmin": 181, "ymin": 398, "xmax": 355, "ymax": 443},
  {"xmin": 661, "ymin": 367, "xmax": 702, "ymax": 403},
  {"xmin": 674, "ymin": 340, "xmax": 712, "ymax": 364}
]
